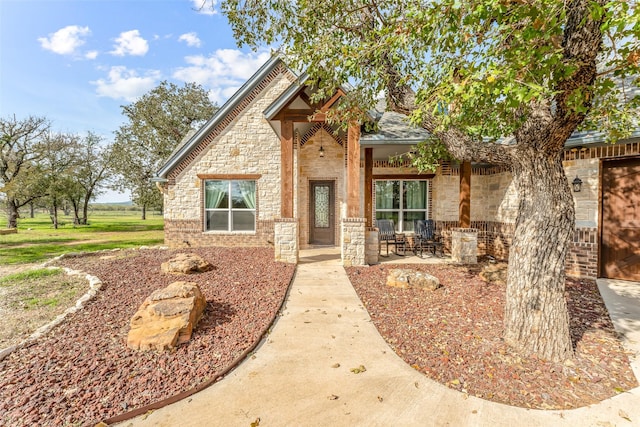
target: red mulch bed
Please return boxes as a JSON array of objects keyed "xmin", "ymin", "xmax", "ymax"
[
  {"xmin": 0, "ymin": 247, "xmax": 295, "ymax": 427},
  {"xmin": 346, "ymin": 261, "xmax": 638, "ymax": 409}
]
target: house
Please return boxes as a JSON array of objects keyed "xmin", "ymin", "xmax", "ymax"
[{"xmin": 153, "ymin": 56, "xmax": 640, "ymax": 282}]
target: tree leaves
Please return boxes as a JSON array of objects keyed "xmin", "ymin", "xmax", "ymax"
[{"xmin": 111, "ymin": 81, "xmax": 217, "ymax": 212}]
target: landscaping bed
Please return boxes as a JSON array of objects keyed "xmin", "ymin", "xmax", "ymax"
[
  {"xmin": 346, "ymin": 262, "xmax": 638, "ymax": 409},
  {"xmin": 0, "ymin": 247, "xmax": 295, "ymax": 426}
]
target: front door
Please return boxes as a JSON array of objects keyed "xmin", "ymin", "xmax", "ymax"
[
  {"xmin": 309, "ymin": 181, "xmax": 335, "ymax": 245},
  {"xmin": 601, "ymin": 157, "xmax": 640, "ymax": 281}
]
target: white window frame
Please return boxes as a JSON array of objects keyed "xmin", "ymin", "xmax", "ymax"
[
  {"xmin": 204, "ymin": 179, "xmax": 256, "ymax": 233},
  {"xmin": 375, "ymin": 179, "xmax": 429, "ymax": 232}
]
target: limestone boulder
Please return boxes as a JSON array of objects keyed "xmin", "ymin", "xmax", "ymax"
[
  {"xmin": 386, "ymin": 269, "xmax": 441, "ymax": 291},
  {"xmin": 161, "ymin": 253, "xmax": 213, "ymax": 274},
  {"xmin": 127, "ymin": 281, "xmax": 207, "ymax": 351}
]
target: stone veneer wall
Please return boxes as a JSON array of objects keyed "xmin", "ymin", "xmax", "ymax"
[
  {"xmin": 297, "ymin": 128, "xmax": 345, "ymax": 248},
  {"xmin": 274, "ymin": 219, "xmax": 299, "ymax": 264},
  {"xmin": 433, "ymin": 138, "xmax": 640, "ymax": 277},
  {"xmin": 162, "ymin": 69, "xmax": 296, "ymax": 248},
  {"xmin": 341, "ymin": 218, "xmax": 366, "ymax": 266}
]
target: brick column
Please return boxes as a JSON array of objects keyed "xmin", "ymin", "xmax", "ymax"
[
  {"xmin": 341, "ymin": 218, "xmax": 366, "ymax": 267},
  {"xmin": 274, "ymin": 218, "xmax": 299, "ymax": 264}
]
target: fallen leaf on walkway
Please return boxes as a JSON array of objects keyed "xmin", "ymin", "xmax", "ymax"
[
  {"xmin": 332, "ymin": 363, "xmax": 340, "ymax": 368},
  {"xmin": 328, "ymin": 394, "xmax": 339, "ymax": 400},
  {"xmin": 414, "ymin": 381, "xmax": 420, "ymax": 388},
  {"xmin": 250, "ymin": 417, "xmax": 260, "ymax": 427},
  {"xmin": 619, "ymin": 409, "xmax": 631, "ymax": 422},
  {"xmin": 351, "ymin": 365, "xmax": 367, "ymax": 374},
  {"xmin": 377, "ymin": 396, "xmax": 384, "ymax": 402}
]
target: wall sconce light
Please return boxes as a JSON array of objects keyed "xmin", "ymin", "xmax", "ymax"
[{"xmin": 572, "ymin": 176, "xmax": 583, "ymax": 192}]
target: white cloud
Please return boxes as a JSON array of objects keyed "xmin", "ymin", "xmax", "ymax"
[
  {"xmin": 173, "ymin": 49, "xmax": 271, "ymax": 104},
  {"xmin": 190, "ymin": 0, "xmax": 217, "ymax": 15},
  {"xmin": 110, "ymin": 30, "xmax": 149, "ymax": 57},
  {"xmin": 38, "ymin": 25, "xmax": 91, "ymax": 56},
  {"xmin": 92, "ymin": 66, "xmax": 161, "ymax": 101},
  {"xmin": 85, "ymin": 50, "xmax": 99, "ymax": 60},
  {"xmin": 178, "ymin": 32, "xmax": 202, "ymax": 48}
]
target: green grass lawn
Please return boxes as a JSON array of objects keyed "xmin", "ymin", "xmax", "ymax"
[{"xmin": 0, "ymin": 212, "xmax": 164, "ymax": 264}]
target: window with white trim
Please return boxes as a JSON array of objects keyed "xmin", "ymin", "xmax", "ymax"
[
  {"xmin": 375, "ymin": 180, "xmax": 428, "ymax": 232},
  {"xmin": 204, "ymin": 180, "xmax": 256, "ymax": 232}
]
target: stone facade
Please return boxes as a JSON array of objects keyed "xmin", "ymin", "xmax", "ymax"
[
  {"xmin": 274, "ymin": 218, "xmax": 299, "ymax": 264},
  {"xmin": 451, "ymin": 228, "xmax": 478, "ymax": 264},
  {"xmin": 163, "ymin": 70, "xmax": 295, "ymax": 248},
  {"xmin": 341, "ymin": 218, "xmax": 366, "ymax": 266},
  {"xmin": 297, "ymin": 128, "xmax": 345, "ymax": 247}
]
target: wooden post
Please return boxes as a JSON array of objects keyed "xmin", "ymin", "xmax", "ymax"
[
  {"xmin": 459, "ymin": 160, "xmax": 471, "ymax": 228},
  {"xmin": 364, "ymin": 147, "xmax": 373, "ymax": 227},
  {"xmin": 347, "ymin": 122, "xmax": 361, "ymax": 217},
  {"xmin": 281, "ymin": 120, "xmax": 294, "ymax": 218}
]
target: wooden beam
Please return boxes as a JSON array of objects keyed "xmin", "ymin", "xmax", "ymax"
[
  {"xmin": 319, "ymin": 89, "xmax": 345, "ymax": 112},
  {"xmin": 347, "ymin": 122, "xmax": 361, "ymax": 217},
  {"xmin": 365, "ymin": 148, "xmax": 373, "ymax": 227},
  {"xmin": 281, "ymin": 120, "xmax": 294, "ymax": 218},
  {"xmin": 197, "ymin": 174, "xmax": 262, "ymax": 180},
  {"xmin": 372, "ymin": 174, "xmax": 435, "ymax": 180},
  {"xmin": 459, "ymin": 160, "xmax": 471, "ymax": 228},
  {"xmin": 275, "ymin": 109, "xmax": 327, "ymax": 122}
]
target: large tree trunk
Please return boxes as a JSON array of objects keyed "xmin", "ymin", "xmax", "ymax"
[
  {"xmin": 81, "ymin": 196, "xmax": 90, "ymax": 225},
  {"xmin": 7, "ymin": 199, "xmax": 19, "ymax": 228},
  {"xmin": 504, "ymin": 152, "xmax": 575, "ymax": 361},
  {"xmin": 51, "ymin": 201, "xmax": 59, "ymax": 229},
  {"xmin": 141, "ymin": 204, "xmax": 147, "ymax": 220}
]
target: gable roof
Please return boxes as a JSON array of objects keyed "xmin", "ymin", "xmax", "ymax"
[{"xmin": 154, "ymin": 55, "xmax": 294, "ymax": 181}]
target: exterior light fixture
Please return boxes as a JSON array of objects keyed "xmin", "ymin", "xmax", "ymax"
[
  {"xmin": 319, "ymin": 129, "xmax": 325, "ymax": 157},
  {"xmin": 572, "ymin": 176, "xmax": 583, "ymax": 192}
]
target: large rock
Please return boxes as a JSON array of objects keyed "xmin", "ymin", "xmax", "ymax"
[
  {"xmin": 386, "ymin": 269, "xmax": 441, "ymax": 291},
  {"xmin": 127, "ymin": 281, "xmax": 207, "ymax": 351},
  {"xmin": 161, "ymin": 253, "xmax": 213, "ymax": 274}
]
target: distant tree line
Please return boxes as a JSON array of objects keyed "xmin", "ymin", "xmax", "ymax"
[{"xmin": 1, "ymin": 81, "xmax": 216, "ymax": 228}]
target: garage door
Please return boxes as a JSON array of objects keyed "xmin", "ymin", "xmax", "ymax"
[{"xmin": 601, "ymin": 157, "xmax": 640, "ymax": 281}]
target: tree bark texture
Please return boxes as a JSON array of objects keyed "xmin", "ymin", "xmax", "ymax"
[
  {"xmin": 7, "ymin": 200, "xmax": 19, "ymax": 229},
  {"xmin": 504, "ymin": 152, "xmax": 575, "ymax": 361}
]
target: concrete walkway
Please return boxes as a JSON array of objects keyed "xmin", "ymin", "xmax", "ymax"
[{"xmin": 124, "ymin": 248, "xmax": 640, "ymax": 427}]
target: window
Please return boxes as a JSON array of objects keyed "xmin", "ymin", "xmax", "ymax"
[
  {"xmin": 375, "ymin": 180, "xmax": 428, "ymax": 232},
  {"xmin": 204, "ymin": 180, "xmax": 256, "ymax": 232}
]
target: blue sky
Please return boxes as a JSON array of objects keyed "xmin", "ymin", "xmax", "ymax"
[{"xmin": 0, "ymin": 0, "xmax": 271, "ymax": 202}]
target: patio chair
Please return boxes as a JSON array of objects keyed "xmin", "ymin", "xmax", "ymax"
[
  {"xmin": 377, "ymin": 219, "xmax": 406, "ymax": 256},
  {"xmin": 413, "ymin": 219, "xmax": 444, "ymax": 257}
]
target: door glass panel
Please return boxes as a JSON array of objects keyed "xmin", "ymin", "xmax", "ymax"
[{"xmin": 315, "ymin": 185, "xmax": 330, "ymax": 228}]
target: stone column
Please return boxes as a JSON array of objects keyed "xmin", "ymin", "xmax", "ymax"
[
  {"xmin": 341, "ymin": 218, "xmax": 366, "ymax": 267},
  {"xmin": 274, "ymin": 218, "xmax": 299, "ymax": 264},
  {"xmin": 365, "ymin": 226, "xmax": 379, "ymax": 265},
  {"xmin": 451, "ymin": 227, "xmax": 478, "ymax": 264}
]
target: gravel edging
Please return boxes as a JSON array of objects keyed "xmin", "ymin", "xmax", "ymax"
[
  {"xmin": 0, "ymin": 247, "xmax": 296, "ymax": 426},
  {"xmin": 0, "ymin": 255, "xmax": 103, "ymax": 362}
]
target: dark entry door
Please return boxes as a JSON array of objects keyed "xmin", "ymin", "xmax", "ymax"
[
  {"xmin": 601, "ymin": 157, "xmax": 640, "ymax": 281},
  {"xmin": 309, "ymin": 181, "xmax": 335, "ymax": 245}
]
